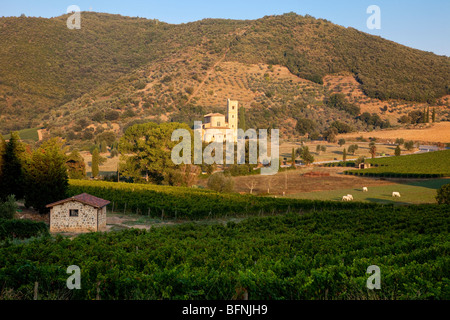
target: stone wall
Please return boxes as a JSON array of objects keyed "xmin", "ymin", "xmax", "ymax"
[
  {"xmin": 50, "ymin": 201, "xmax": 101, "ymax": 233},
  {"xmin": 98, "ymin": 206, "xmax": 107, "ymax": 231}
]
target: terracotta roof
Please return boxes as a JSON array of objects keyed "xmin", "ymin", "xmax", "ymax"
[
  {"xmin": 204, "ymin": 113, "xmax": 225, "ymax": 117},
  {"xmin": 46, "ymin": 193, "xmax": 110, "ymax": 209}
]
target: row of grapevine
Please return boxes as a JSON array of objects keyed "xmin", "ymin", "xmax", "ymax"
[
  {"xmin": 0, "ymin": 205, "xmax": 448, "ymax": 300},
  {"xmin": 0, "ymin": 219, "xmax": 49, "ymax": 240},
  {"xmin": 323, "ymin": 161, "xmax": 356, "ymax": 168},
  {"xmin": 67, "ymin": 180, "xmax": 381, "ymax": 219},
  {"xmin": 344, "ymin": 171, "xmax": 445, "ymax": 178}
]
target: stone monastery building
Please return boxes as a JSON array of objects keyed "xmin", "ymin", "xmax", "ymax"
[{"xmin": 200, "ymin": 99, "xmax": 239, "ymax": 142}]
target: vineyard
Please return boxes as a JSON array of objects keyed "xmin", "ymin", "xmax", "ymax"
[
  {"xmin": 0, "ymin": 205, "xmax": 448, "ymax": 300},
  {"xmin": 1, "ymin": 128, "xmax": 40, "ymax": 142},
  {"xmin": 0, "ymin": 219, "xmax": 48, "ymax": 241},
  {"xmin": 345, "ymin": 150, "xmax": 450, "ymax": 178},
  {"xmin": 67, "ymin": 180, "xmax": 379, "ymax": 219}
]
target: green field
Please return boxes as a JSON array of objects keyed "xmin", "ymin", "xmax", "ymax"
[
  {"xmin": 2, "ymin": 128, "xmax": 39, "ymax": 142},
  {"xmin": 345, "ymin": 150, "xmax": 450, "ymax": 178},
  {"xmin": 0, "ymin": 205, "xmax": 448, "ymax": 300},
  {"xmin": 288, "ymin": 179, "xmax": 450, "ymax": 204}
]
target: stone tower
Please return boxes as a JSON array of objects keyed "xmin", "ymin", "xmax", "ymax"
[{"xmin": 226, "ymin": 99, "xmax": 238, "ymax": 132}]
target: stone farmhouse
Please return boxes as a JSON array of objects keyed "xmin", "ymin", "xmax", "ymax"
[
  {"xmin": 199, "ymin": 99, "xmax": 239, "ymax": 142},
  {"xmin": 46, "ymin": 193, "xmax": 110, "ymax": 233}
]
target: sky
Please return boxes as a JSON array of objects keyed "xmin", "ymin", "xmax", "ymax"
[{"xmin": 1, "ymin": 0, "xmax": 449, "ymax": 56}]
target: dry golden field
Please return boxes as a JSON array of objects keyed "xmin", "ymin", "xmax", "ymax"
[{"xmin": 338, "ymin": 122, "xmax": 450, "ymax": 144}]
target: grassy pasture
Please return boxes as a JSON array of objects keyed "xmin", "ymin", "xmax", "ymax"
[{"xmin": 287, "ymin": 178, "xmax": 450, "ymax": 204}]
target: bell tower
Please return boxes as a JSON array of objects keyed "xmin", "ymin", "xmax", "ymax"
[{"xmin": 226, "ymin": 99, "xmax": 238, "ymax": 133}]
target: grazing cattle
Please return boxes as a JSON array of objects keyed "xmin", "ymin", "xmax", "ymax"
[
  {"xmin": 347, "ymin": 194, "xmax": 354, "ymax": 200},
  {"xmin": 342, "ymin": 196, "xmax": 351, "ymax": 201},
  {"xmin": 363, "ymin": 187, "xmax": 368, "ymax": 192},
  {"xmin": 392, "ymin": 192, "xmax": 401, "ymax": 198}
]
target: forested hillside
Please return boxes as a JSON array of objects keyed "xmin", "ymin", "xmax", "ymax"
[{"xmin": 0, "ymin": 12, "xmax": 449, "ymax": 136}]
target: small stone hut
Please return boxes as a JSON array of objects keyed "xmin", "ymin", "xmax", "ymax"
[
  {"xmin": 359, "ymin": 163, "xmax": 371, "ymax": 170},
  {"xmin": 46, "ymin": 193, "xmax": 110, "ymax": 233}
]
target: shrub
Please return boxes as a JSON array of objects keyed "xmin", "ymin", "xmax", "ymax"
[
  {"xmin": 436, "ymin": 184, "xmax": 450, "ymax": 204},
  {"xmin": 0, "ymin": 195, "xmax": 17, "ymax": 219},
  {"xmin": 105, "ymin": 110, "xmax": 120, "ymax": 121},
  {"xmin": 207, "ymin": 173, "xmax": 235, "ymax": 193},
  {"xmin": 404, "ymin": 141, "xmax": 415, "ymax": 151},
  {"xmin": 0, "ymin": 218, "xmax": 48, "ymax": 240}
]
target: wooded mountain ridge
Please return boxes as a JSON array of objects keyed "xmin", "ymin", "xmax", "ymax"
[{"xmin": 0, "ymin": 12, "xmax": 449, "ymax": 138}]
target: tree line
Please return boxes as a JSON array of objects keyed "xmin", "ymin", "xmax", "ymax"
[{"xmin": 0, "ymin": 133, "xmax": 69, "ymax": 213}]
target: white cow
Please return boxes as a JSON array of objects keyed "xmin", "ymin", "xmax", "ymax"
[
  {"xmin": 342, "ymin": 195, "xmax": 351, "ymax": 201},
  {"xmin": 347, "ymin": 194, "xmax": 354, "ymax": 200},
  {"xmin": 392, "ymin": 192, "xmax": 401, "ymax": 198},
  {"xmin": 363, "ymin": 187, "xmax": 368, "ymax": 192}
]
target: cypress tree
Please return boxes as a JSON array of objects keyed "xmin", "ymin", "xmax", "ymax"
[
  {"xmin": 0, "ymin": 136, "xmax": 5, "ymax": 181},
  {"xmin": 291, "ymin": 148, "xmax": 296, "ymax": 168},
  {"xmin": 426, "ymin": 107, "xmax": 430, "ymax": 123},
  {"xmin": 343, "ymin": 148, "xmax": 347, "ymax": 162},
  {"xmin": 395, "ymin": 145, "xmax": 401, "ymax": 156},
  {"xmin": 92, "ymin": 148, "xmax": 100, "ymax": 178},
  {"xmin": 100, "ymin": 140, "xmax": 107, "ymax": 153},
  {"xmin": 432, "ymin": 108, "xmax": 436, "ymax": 123},
  {"xmin": 0, "ymin": 132, "xmax": 25, "ymax": 200}
]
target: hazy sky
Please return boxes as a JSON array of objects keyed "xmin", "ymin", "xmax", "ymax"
[{"xmin": 2, "ymin": 0, "xmax": 449, "ymax": 56}]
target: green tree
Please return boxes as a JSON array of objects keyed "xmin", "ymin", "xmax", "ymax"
[
  {"xmin": 110, "ymin": 148, "xmax": 119, "ymax": 158},
  {"xmin": 436, "ymin": 184, "xmax": 450, "ymax": 204},
  {"xmin": 207, "ymin": 172, "xmax": 234, "ymax": 193},
  {"xmin": 338, "ymin": 138, "xmax": 346, "ymax": 147},
  {"xmin": 404, "ymin": 141, "xmax": 415, "ymax": 151},
  {"xmin": 0, "ymin": 195, "xmax": 17, "ymax": 219},
  {"xmin": 326, "ymin": 93, "xmax": 360, "ymax": 116},
  {"xmin": 291, "ymin": 148, "xmax": 296, "ymax": 168},
  {"xmin": 295, "ymin": 118, "xmax": 316, "ymax": 136},
  {"xmin": 323, "ymin": 127, "xmax": 338, "ymax": 143},
  {"xmin": 398, "ymin": 115, "xmax": 412, "ymax": 124},
  {"xmin": 100, "ymin": 140, "xmax": 107, "ymax": 153},
  {"xmin": 316, "ymin": 145, "xmax": 326, "ymax": 154},
  {"xmin": 395, "ymin": 138, "xmax": 405, "ymax": 145},
  {"xmin": 316, "ymin": 144, "xmax": 322, "ymax": 154},
  {"xmin": 348, "ymin": 144, "xmax": 359, "ymax": 155},
  {"xmin": 395, "ymin": 145, "xmax": 401, "ymax": 156},
  {"xmin": 66, "ymin": 150, "xmax": 86, "ymax": 179},
  {"xmin": 300, "ymin": 146, "xmax": 315, "ymax": 165},
  {"xmin": 0, "ymin": 136, "xmax": 5, "ymax": 184},
  {"xmin": 432, "ymin": 108, "xmax": 436, "ymax": 123},
  {"xmin": 95, "ymin": 131, "xmax": 116, "ymax": 147},
  {"xmin": 119, "ymin": 122, "xmax": 192, "ymax": 184},
  {"xmin": 0, "ymin": 132, "xmax": 26, "ymax": 200},
  {"xmin": 426, "ymin": 107, "xmax": 430, "ymax": 123},
  {"xmin": 369, "ymin": 144, "xmax": 377, "ymax": 158},
  {"xmin": 343, "ymin": 148, "xmax": 347, "ymax": 161},
  {"xmin": 91, "ymin": 148, "xmax": 100, "ymax": 178},
  {"xmin": 23, "ymin": 139, "xmax": 68, "ymax": 214}
]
